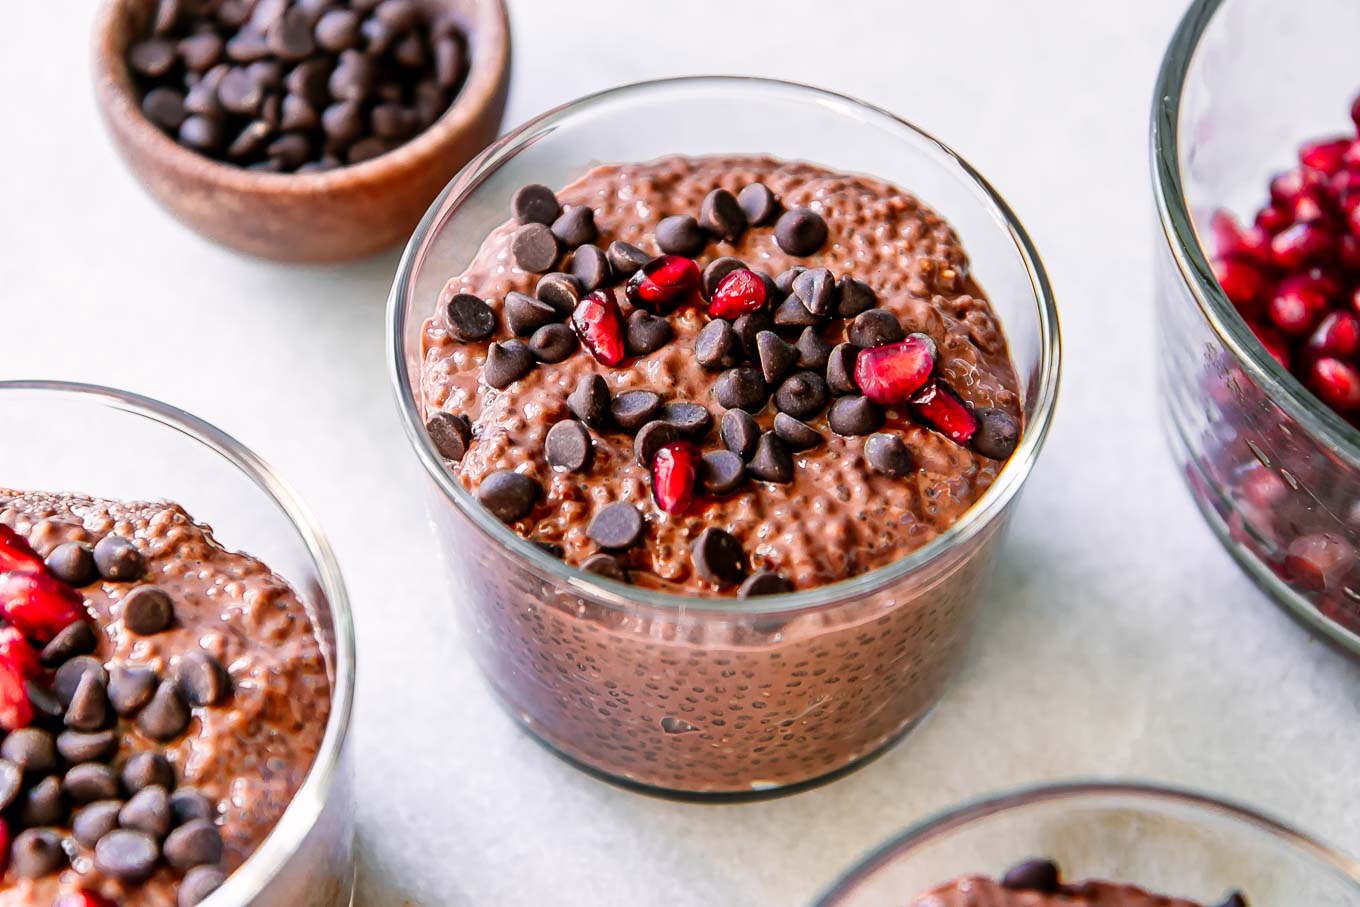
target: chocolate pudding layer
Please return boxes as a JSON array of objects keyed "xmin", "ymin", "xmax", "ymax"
[
  {"xmin": 913, "ymin": 876, "xmax": 1209, "ymax": 906},
  {"xmin": 0, "ymin": 490, "xmax": 331, "ymax": 906}
]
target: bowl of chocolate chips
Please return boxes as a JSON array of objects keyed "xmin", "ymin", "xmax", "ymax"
[{"xmin": 92, "ymin": 0, "xmax": 510, "ymax": 262}]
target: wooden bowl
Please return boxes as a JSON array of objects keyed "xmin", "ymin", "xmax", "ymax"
[{"xmin": 92, "ymin": 0, "xmax": 510, "ymax": 263}]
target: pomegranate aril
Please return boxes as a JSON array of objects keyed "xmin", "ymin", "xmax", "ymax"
[
  {"xmin": 1270, "ymin": 168, "xmax": 1325, "ymax": 207},
  {"xmin": 0, "ymin": 656, "xmax": 31, "ymax": 731},
  {"xmin": 0, "ymin": 570, "xmax": 87, "ymax": 643},
  {"xmin": 1339, "ymin": 234, "xmax": 1360, "ymax": 271},
  {"xmin": 650, "ymin": 441, "xmax": 698, "ymax": 515},
  {"xmin": 1212, "ymin": 257, "xmax": 1268, "ymax": 313},
  {"xmin": 0, "ymin": 525, "xmax": 45, "ymax": 575},
  {"xmin": 1306, "ymin": 310, "xmax": 1360, "ymax": 361},
  {"xmin": 1267, "ymin": 276, "xmax": 1330, "ymax": 336},
  {"xmin": 853, "ymin": 335, "xmax": 936, "ymax": 405},
  {"xmin": 1290, "ymin": 190, "xmax": 1330, "ymax": 225},
  {"xmin": 1255, "ymin": 204, "xmax": 1292, "ymax": 234},
  {"xmin": 1239, "ymin": 464, "xmax": 1288, "ymax": 508},
  {"xmin": 1270, "ymin": 223, "xmax": 1336, "ymax": 269},
  {"xmin": 909, "ymin": 381, "xmax": 978, "ymax": 445},
  {"xmin": 1298, "ymin": 137, "xmax": 1352, "ymax": 175},
  {"xmin": 1284, "ymin": 532, "xmax": 1355, "ymax": 592},
  {"xmin": 1308, "ymin": 356, "xmax": 1360, "ymax": 413},
  {"xmin": 1249, "ymin": 322, "xmax": 1292, "ymax": 370},
  {"xmin": 571, "ymin": 289, "xmax": 626, "ymax": 366},
  {"xmin": 0, "ymin": 626, "xmax": 40, "ymax": 681},
  {"xmin": 624, "ymin": 255, "xmax": 700, "ymax": 314},
  {"xmin": 708, "ymin": 268, "xmax": 767, "ymax": 319},
  {"xmin": 1210, "ymin": 210, "xmax": 1271, "ymax": 263},
  {"xmin": 1352, "ymin": 93, "xmax": 1360, "ymax": 131}
]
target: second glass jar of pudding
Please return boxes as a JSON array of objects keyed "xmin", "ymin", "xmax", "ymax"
[{"xmin": 389, "ymin": 77, "xmax": 1061, "ymax": 795}]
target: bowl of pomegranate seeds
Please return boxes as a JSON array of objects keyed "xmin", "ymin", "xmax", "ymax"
[{"xmin": 1153, "ymin": 0, "xmax": 1360, "ymax": 652}]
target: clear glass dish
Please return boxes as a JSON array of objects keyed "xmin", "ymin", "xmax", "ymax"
[
  {"xmin": 0, "ymin": 381, "xmax": 356, "ymax": 906},
  {"xmin": 388, "ymin": 76, "xmax": 1061, "ymax": 796},
  {"xmin": 1152, "ymin": 0, "xmax": 1360, "ymax": 653},
  {"xmin": 813, "ymin": 781, "xmax": 1360, "ymax": 906}
]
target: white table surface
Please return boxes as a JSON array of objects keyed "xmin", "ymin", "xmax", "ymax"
[{"xmin": 5, "ymin": 1, "xmax": 1360, "ymax": 904}]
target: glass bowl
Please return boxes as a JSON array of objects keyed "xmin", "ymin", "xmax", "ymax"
[
  {"xmin": 388, "ymin": 76, "xmax": 1061, "ymax": 796},
  {"xmin": 813, "ymin": 781, "xmax": 1360, "ymax": 906},
  {"xmin": 0, "ymin": 381, "xmax": 356, "ymax": 906},
  {"xmin": 1152, "ymin": 0, "xmax": 1360, "ymax": 653}
]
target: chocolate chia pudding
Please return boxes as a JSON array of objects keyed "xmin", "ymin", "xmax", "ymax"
[
  {"xmin": 910, "ymin": 861, "xmax": 1245, "ymax": 907},
  {"xmin": 0, "ymin": 489, "xmax": 330, "ymax": 906}
]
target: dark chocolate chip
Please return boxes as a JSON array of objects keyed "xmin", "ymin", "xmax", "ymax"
[
  {"xmin": 45, "ymin": 542, "xmax": 99, "ymax": 588},
  {"xmin": 121, "ymin": 784, "xmax": 172, "ymax": 839},
  {"xmin": 95, "ymin": 829, "xmax": 160, "ymax": 882},
  {"xmin": 511, "ymin": 223, "xmax": 559, "ymax": 274},
  {"xmin": 748, "ymin": 432, "xmax": 794, "ymax": 484},
  {"xmin": 826, "ymin": 342, "xmax": 861, "ymax": 395},
  {"xmin": 165, "ymin": 819, "xmax": 224, "ymax": 870},
  {"xmin": 267, "ymin": 5, "xmax": 315, "ymax": 59},
  {"xmin": 658, "ymin": 402, "xmax": 713, "ymax": 440},
  {"xmin": 321, "ymin": 99, "xmax": 365, "ymax": 145},
  {"xmin": 732, "ymin": 312, "xmax": 774, "ymax": 356},
  {"xmin": 370, "ymin": 103, "xmax": 418, "ymax": 140},
  {"xmin": 774, "ymin": 207, "xmax": 828, "ymax": 256},
  {"xmin": 567, "ymin": 375, "xmax": 610, "ymax": 429},
  {"xmin": 774, "ymin": 266, "xmax": 806, "ymax": 295},
  {"xmin": 20, "ymin": 775, "xmax": 66, "ymax": 827},
  {"xmin": 433, "ymin": 34, "xmax": 464, "ymax": 88},
  {"xmin": 739, "ymin": 571, "xmax": 793, "ymax": 597},
  {"xmin": 175, "ymin": 651, "xmax": 229, "ymax": 707},
  {"xmin": 26, "ymin": 681, "xmax": 63, "ymax": 720},
  {"xmin": 12, "ymin": 828, "xmax": 66, "ymax": 878},
  {"xmin": 535, "ymin": 272, "xmax": 584, "ymax": 314},
  {"xmin": 695, "ymin": 319, "xmax": 743, "ymax": 370},
  {"xmin": 738, "ymin": 183, "xmax": 780, "ymax": 226},
  {"xmin": 772, "ymin": 295, "xmax": 821, "ymax": 329},
  {"xmin": 551, "ymin": 205, "xmax": 598, "ymax": 249},
  {"xmin": 795, "ymin": 327, "xmax": 832, "ymax": 371},
  {"xmin": 218, "ymin": 66, "xmax": 264, "ymax": 116},
  {"xmin": 756, "ymin": 331, "xmax": 798, "ymax": 385},
  {"xmin": 74, "ymin": 799, "xmax": 124, "ymax": 848},
  {"xmin": 828, "ymin": 395, "xmax": 885, "ymax": 436},
  {"xmin": 544, "ymin": 421, "xmax": 593, "ymax": 473},
  {"xmin": 58, "ymin": 730, "xmax": 119, "ymax": 766},
  {"xmin": 426, "ymin": 412, "xmax": 472, "ymax": 461},
  {"xmin": 225, "ymin": 27, "xmax": 270, "ymax": 63},
  {"xmin": 774, "ymin": 370, "xmax": 830, "ymax": 420},
  {"xmin": 122, "ymin": 585, "xmax": 174, "ymax": 636},
  {"xmin": 1001, "ymin": 859, "xmax": 1061, "ymax": 893},
  {"xmin": 170, "ymin": 787, "xmax": 215, "ymax": 826},
  {"xmin": 484, "ymin": 340, "xmax": 534, "ymax": 389},
  {"xmin": 328, "ymin": 48, "xmax": 375, "ymax": 100},
  {"xmin": 606, "ymin": 241, "xmax": 650, "ymax": 277},
  {"xmin": 655, "ymin": 215, "xmax": 707, "ymax": 256},
  {"xmin": 791, "ymin": 267, "xmax": 837, "ymax": 316},
  {"xmin": 226, "ymin": 119, "xmax": 273, "ymax": 159},
  {"xmin": 65, "ymin": 762, "xmax": 120, "ymax": 804},
  {"xmin": 129, "ymin": 38, "xmax": 177, "ymax": 78},
  {"xmin": 475, "ymin": 471, "xmax": 541, "ymax": 523},
  {"xmin": 94, "ymin": 536, "xmax": 145, "ymax": 582},
  {"xmin": 634, "ymin": 421, "xmax": 680, "ymax": 467},
  {"xmin": 849, "ymin": 309, "xmax": 905, "ymax": 348},
  {"xmin": 690, "ymin": 528, "xmax": 748, "ymax": 586},
  {"xmin": 180, "ymin": 865, "xmax": 227, "ymax": 906},
  {"xmin": 865, "ymin": 433, "xmax": 913, "ymax": 477},
  {"xmin": 720, "ymin": 409, "xmax": 761, "ymax": 461},
  {"xmin": 0, "ymin": 759, "xmax": 20, "ymax": 810},
  {"xmin": 569, "ymin": 245, "xmax": 611, "ymax": 293},
  {"xmin": 773, "ymin": 413, "xmax": 823, "ymax": 451},
  {"xmin": 348, "ymin": 136, "xmax": 394, "ymax": 164},
  {"xmin": 314, "ymin": 8, "xmax": 361, "ymax": 52},
  {"xmin": 624, "ymin": 310, "xmax": 673, "ymax": 356},
  {"xmin": 285, "ymin": 57, "xmax": 331, "ymax": 107},
  {"xmin": 1216, "ymin": 893, "xmax": 1248, "ymax": 907},
  {"xmin": 65, "ymin": 670, "xmax": 109, "ymax": 732},
  {"xmin": 121, "ymin": 752, "xmax": 175, "ymax": 795},
  {"xmin": 973, "ymin": 408, "xmax": 1021, "ymax": 460},
  {"xmin": 700, "ymin": 450, "xmax": 746, "ymax": 496},
  {"xmin": 610, "ymin": 390, "xmax": 662, "ymax": 432},
  {"xmin": 512, "ymin": 184, "xmax": 561, "ymax": 226},
  {"xmin": 587, "ymin": 503, "xmax": 644, "ymax": 551},
  {"xmin": 714, "ymin": 367, "xmax": 769, "ymax": 413},
  {"xmin": 153, "ymin": 0, "xmax": 186, "ymax": 35},
  {"xmin": 701, "ymin": 256, "xmax": 748, "ymax": 300},
  {"xmin": 698, "ymin": 188, "xmax": 747, "ymax": 241},
  {"xmin": 359, "ymin": 16, "xmax": 396, "ymax": 54},
  {"xmin": 136, "ymin": 681, "xmax": 191, "ymax": 742},
  {"xmin": 266, "ymin": 133, "xmax": 311, "ymax": 169},
  {"xmin": 143, "ymin": 87, "xmax": 188, "ymax": 132},
  {"xmin": 444, "ymin": 293, "xmax": 495, "ymax": 341},
  {"xmin": 39, "ymin": 619, "xmax": 97, "ymax": 666},
  {"xmin": 835, "ymin": 276, "xmax": 878, "ymax": 317},
  {"xmin": 108, "ymin": 665, "xmax": 158, "ymax": 717},
  {"xmin": 504, "ymin": 291, "xmax": 559, "ymax": 337},
  {"xmin": 55, "ymin": 657, "xmax": 107, "ymax": 707},
  {"xmin": 529, "ymin": 323, "xmax": 579, "ymax": 363},
  {"xmin": 581, "ymin": 553, "xmax": 628, "ymax": 582}
]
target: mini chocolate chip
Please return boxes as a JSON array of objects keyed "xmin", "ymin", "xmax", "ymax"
[
  {"xmin": 738, "ymin": 183, "xmax": 780, "ymax": 225},
  {"xmin": 65, "ymin": 762, "xmax": 120, "ymax": 804},
  {"xmin": 504, "ymin": 291, "xmax": 559, "ymax": 337},
  {"xmin": 108, "ymin": 665, "xmax": 158, "ymax": 717},
  {"xmin": 791, "ymin": 267, "xmax": 837, "ymax": 316},
  {"xmin": 175, "ymin": 651, "xmax": 229, "ymax": 707},
  {"xmin": 773, "ymin": 295, "xmax": 821, "ymax": 328},
  {"xmin": 795, "ymin": 327, "xmax": 832, "ymax": 371},
  {"xmin": 475, "ymin": 471, "xmax": 541, "ymax": 523},
  {"xmin": 756, "ymin": 331, "xmax": 798, "ymax": 385},
  {"xmin": 973, "ymin": 408, "xmax": 1021, "ymax": 460},
  {"xmin": 826, "ymin": 342, "xmax": 861, "ymax": 395},
  {"xmin": 774, "ymin": 370, "xmax": 830, "ymax": 420},
  {"xmin": 606, "ymin": 240, "xmax": 651, "ymax": 277},
  {"xmin": 849, "ymin": 309, "xmax": 905, "ymax": 348},
  {"xmin": 551, "ymin": 205, "xmax": 597, "ymax": 249},
  {"xmin": 268, "ymin": 5, "xmax": 315, "ymax": 59},
  {"xmin": 143, "ymin": 87, "xmax": 188, "ymax": 132},
  {"xmin": 58, "ymin": 730, "xmax": 119, "ymax": 765},
  {"xmin": 739, "ymin": 570, "xmax": 793, "ymax": 597},
  {"xmin": 1002, "ymin": 859, "xmax": 1061, "ymax": 893},
  {"xmin": 45, "ymin": 542, "xmax": 99, "ymax": 588},
  {"xmin": 658, "ymin": 402, "xmax": 713, "ymax": 440},
  {"xmin": 315, "ymin": 7, "xmax": 361, "ymax": 51},
  {"xmin": 12, "ymin": 828, "xmax": 66, "ymax": 878},
  {"xmin": 529, "ymin": 323, "xmax": 579, "ymax": 363},
  {"xmin": 634, "ymin": 421, "xmax": 681, "ymax": 467},
  {"xmin": 39, "ymin": 619, "xmax": 97, "ymax": 666},
  {"xmin": 774, "ymin": 207, "xmax": 828, "ymax": 256},
  {"xmin": 122, "ymin": 585, "xmax": 174, "ymax": 636},
  {"xmin": 698, "ymin": 188, "xmax": 747, "ymax": 240},
  {"xmin": 266, "ymin": 133, "xmax": 311, "ymax": 169},
  {"xmin": 544, "ymin": 421, "xmax": 593, "ymax": 473},
  {"xmin": 695, "ymin": 319, "xmax": 743, "ymax": 370},
  {"xmin": 170, "ymin": 787, "xmax": 215, "ymax": 826},
  {"xmin": 733, "ymin": 312, "xmax": 774, "ymax": 356},
  {"xmin": 225, "ymin": 27, "xmax": 270, "ymax": 63},
  {"xmin": 121, "ymin": 752, "xmax": 175, "ymax": 795},
  {"xmin": 26, "ymin": 681, "xmax": 63, "ymax": 720},
  {"xmin": 701, "ymin": 256, "xmax": 748, "ymax": 300},
  {"xmin": 152, "ymin": 0, "xmax": 185, "ymax": 35},
  {"xmin": 129, "ymin": 38, "xmax": 177, "ymax": 77},
  {"xmin": 512, "ymin": 184, "xmax": 561, "ymax": 226},
  {"xmin": 74, "ymin": 799, "xmax": 124, "ymax": 848},
  {"xmin": 535, "ymin": 272, "xmax": 583, "ymax": 314},
  {"xmin": 690, "ymin": 528, "xmax": 748, "ymax": 586},
  {"xmin": 720, "ymin": 409, "xmax": 761, "ymax": 461},
  {"xmin": 65, "ymin": 670, "xmax": 109, "ymax": 731},
  {"xmin": 569, "ymin": 245, "xmax": 611, "ymax": 293},
  {"xmin": 655, "ymin": 215, "xmax": 707, "ymax": 256},
  {"xmin": 567, "ymin": 374, "xmax": 611, "ymax": 429},
  {"xmin": 121, "ymin": 784, "xmax": 172, "ymax": 839},
  {"xmin": 511, "ymin": 223, "xmax": 559, "ymax": 273},
  {"xmin": 755, "ymin": 270, "xmax": 780, "ymax": 304},
  {"xmin": 587, "ymin": 503, "xmax": 644, "ymax": 551},
  {"xmin": 444, "ymin": 293, "xmax": 496, "ymax": 341},
  {"xmin": 165, "ymin": 819, "xmax": 224, "ymax": 870},
  {"xmin": 714, "ymin": 367, "xmax": 769, "ymax": 413},
  {"xmin": 329, "ymin": 48, "xmax": 376, "ymax": 99},
  {"xmin": 55, "ymin": 656, "xmax": 106, "ymax": 706},
  {"xmin": 484, "ymin": 340, "xmax": 534, "ymax": 389},
  {"xmin": 426, "ymin": 412, "xmax": 472, "ymax": 461},
  {"xmin": 94, "ymin": 535, "xmax": 144, "ymax": 582},
  {"xmin": 581, "ymin": 553, "xmax": 628, "ymax": 582},
  {"xmin": 865, "ymin": 433, "xmax": 914, "ymax": 477},
  {"xmin": 775, "ymin": 266, "xmax": 806, "ymax": 295},
  {"xmin": 610, "ymin": 390, "xmax": 662, "ymax": 431},
  {"xmin": 284, "ymin": 57, "xmax": 330, "ymax": 106},
  {"xmin": 21, "ymin": 775, "xmax": 66, "ymax": 827},
  {"xmin": 321, "ymin": 99, "xmax": 364, "ymax": 146},
  {"xmin": 624, "ymin": 310, "xmax": 673, "ymax": 356},
  {"xmin": 217, "ymin": 66, "xmax": 264, "ymax": 116},
  {"xmin": 748, "ymin": 432, "xmax": 794, "ymax": 484},
  {"xmin": 0, "ymin": 759, "xmax": 20, "ymax": 810},
  {"xmin": 700, "ymin": 450, "xmax": 746, "ymax": 496},
  {"xmin": 227, "ymin": 119, "xmax": 273, "ymax": 159},
  {"xmin": 835, "ymin": 276, "xmax": 878, "ymax": 317},
  {"xmin": 136, "ymin": 682, "xmax": 191, "ymax": 742},
  {"xmin": 773, "ymin": 413, "xmax": 823, "ymax": 450},
  {"xmin": 180, "ymin": 865, "xmax": 228, "ymax": 906},
  {"xmin": 95, "ymin": 829, "xmax": 160, "ymax": 882},
  {"xmin": 828, "ymin": 395, "xmax": 885, "ymax": 436}
]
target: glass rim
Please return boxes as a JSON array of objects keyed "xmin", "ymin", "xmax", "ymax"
[
  {"xmin": 387, "ymin": 74, "xmax": 1063, "ymax": 616},
  {"xmin": 0, "ymin": 380, "xmax": 356, "ymax": 906},
  {"xmin": 1150, "ymin": 0, "xmax": 1360, "ymax": 467},
  {"xmin": 811, "ymin": 779, "xmax": 1360, "ymax": 905}
]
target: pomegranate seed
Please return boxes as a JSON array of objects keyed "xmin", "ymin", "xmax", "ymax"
[
  {"xmin": 1339, "ymin": 234, "xmax": 1360, "ymax": 270},
  {"xmin": 650, "ymin": 441, "xmax": 698, "ymax": 514},
  {"xmin": 1352, "ymin": 286, "xmax": 1360, "ymax": 317},
  {"xmin": 1212, "ymin": 257, "xmax": 1269, "ymax": 313},
  {"xmin": 0, "ymin": 526, "xmax": 44, "ymax": 575},
  {"xmin": 0, "ymin": 655, "xmax": 31, "ymax": 731},
  {"xmin": 1270, "ymin": 223, "xmax": 1336, "ymax": 269},
  {"xmin": 1299, "ymin": 137, "xmax": 1352, "ymax": 175},
  {"xmin": 708, "ymin": 268, "xmax": 767, "ymax": 319},
  {"xmin": 1268, "ymin": 275, "xmax": 1330, "ymax": 336},
  {"xmin": 1239, "ymin": 465, "xmax": 1288, "ymax": 508},
  {"xmin": 624, "ymin": 255, "xmax": 700, "ymax": 314},
  {"xmin": 1308, "ymin": 356, "xmax": 1360, "ymax": 413},
  {"xmin": 1290, "ymin": 190, "xmax": 1331, "ymax": 225},
  {"xmin": 54, "ymin": 890, "xmax": 116, "ymax": 907},
  {"xmin": 0, "ymin": 627, "xmax": 40, "ymax": 681},
  {"xmin": 0, "ymin": 570, "xmax": 86, "ymax": 643},
  {"xmin": 1348, "ymin": 202, "xmax": 1360, "ymax": 239},
  {"xmin": 1209, "ymin": 210, "xmax": 1271, "ymax": 263},
  {"xmin": 1254, "ymin": 204, "xmax": 1292, "ymax": 234},
  {"xmin": 1285, "ymin": 532, "xmax": 1355, "ymax": 592},
  {"xmin": 1332, "ymin": 164, "xmax": 1360, "ymax": 195},
  {"xmin": 1270, "ymin": 168, "xmax": 1325, "ymax": 207},
  {"xmin": 1249, "ymin": 322, "xmax": 1292, "ymax": 369},
  {"xmin": 1306, "ymin": 310, "xmax": 1360, "ymax": 360},
  {"xmin": 572, "ymin": 289, "xmax": 626, "ymax": 366},
  {"xmin": 909, "ymin": 381, "xmax": 978, "ymax": 445},
  {"xmin": 853, "ymin": 335, "xmax": 936, "ymax": 405}
]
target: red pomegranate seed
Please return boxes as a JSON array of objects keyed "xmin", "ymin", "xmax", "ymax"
[
  {"xmin": 1248, "ymin": 322, "xmax": 1292, "ymax": 370},
  {"xmin": 1298, "ymin": 137, "xmax": 1352, "ymax": 175},
  {"xmin": 53, "ymin": 890, "xmax": 116, "ymax": 907},
  {"xmin": 1290, "ymin": 190, "xmax": 1330, "ymax": 224},
  {"xmin": 0, "ymin": 570, "xmax": 86, "ymax": 643},
  {"xmin": 571, "ymin": 289, "xmax": 626, "ymax": 366},
  {"xmin": 1239, "ymin": 465, "xmax": 1288, "ymax": 508},
  {"xmin": 1270, "ymin": 168, "xmax": 1325, "ymax": 207},
  {"xmin": 909, "ymin": 381, "xmax": 978, "ymax": 445},
  {"xmin": 1267, "ymin": 275, "xmax": 1330, "ymax": 336},
  {"xmin": 0, "ymin": 526, "xmax": 44, "ymax": 575},
  {"xmin": 0, "ymin": 627, "xmax": 40, "ymax": 681},
  {"xmin": 853, "ymin": 335, "xmax": 936, "ymax": 405},
  {"xmin": 1285, "ymin": 532, "xmax": 1355, "ymax": 592},
  {"xmin": 707, "ymin": 268, "xmax": 767, "ymax": 319},
  {"xmin": 1352, "ymin": 286, "xmax": 1360, "ymax": 317},
  {"xmin": 1308, "ymin": 356, "xmax": 1360, "ymax": 413},
  {"xmin": 1333, "ymin": 163, "xmax": 1360, "ymax": 194},
  {"xmin": 0, "ymin": 655, "xmax": 31, "ymax": 732},
  {"xmin": 1209, "ymin": 210, "xmax": 1271, "ymax": 263},
  {"xmin": 624, "ymin": 255, "xmax": 700, "ymax": 314},
  {"xmin": 1306, "ymin": 310, "xmax": 1360, "ymax": 361},
  {"xmin": 1270, "ymin": 223, "xmax": 1335, "ymax": 269},
  {"xmin": 650, "ymin": 441, "xmax": 698, "ymax": 514},
  {"xmin": 1212, "ymin": 257, "xmax": 1268, "ymax": 313},
  {"xmin": 1347, "ymin": 202, "xmax": 1360, "ymax": 240},
  {"xmin": 1254, "ymin": 204, "xmax": 1292, "ymax": 234},
  {"xmin": 1339, "ymin": 235, "xmax": 1360, "ymax": 270},
  {"xmin": 1352, "ymin": 94, "xmax": 1360, "ymax": 130}
]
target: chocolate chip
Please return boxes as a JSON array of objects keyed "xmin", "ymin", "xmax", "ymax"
[
  {"xmin": 170, "ymin": 787, "xmax": 215, "ymax": 826},
  {"xmin": 527, "ymin": 277, "xmax": 580, "ymax": 319},
  {"xmin": 581, "ymin": 553, "xmax": 628, "ymax": 582},
  {"xmin": 756, "ymin": 331, "xmax": 798, "ymax": 385},
  {"xmin": 587, "ymin": 503, "xmax": 644, "ymax": 551},
  {"xmin": 285, "ymin": 57, "xmax": 330, "ymax": 106},
  {"xmin": 328, "ymin": 48, "xmax": 375, "ymax": 100},
  {"xmin": 774, "ymin": 207, "xmax": 828, "ymax": 256},
  {"xmin": 608, "ymin": 390, "xmax": 660, "ymax": 432},
  {"xmin": 835, "ymin": 276, "xmax": 878, "ymax": 318},
  {"xmin": 826, "ymin": 342, "xmax": 861, "ymax": 395},
  {"xmin": 737, "ymin": 182, "xmax": 780, "ymax": 225},
  {"xmin": 606, "ymin": 240, "xmax": 650, "ymax": 277},
  {"xmin": 121, "ymin": 784, "xmax": 172, "ymax": 839},
  {"xmin": 227, "ymin": 119, "xmax": 273, "ymax": 159},
  {"xmin": 732, "ymin": 312, "xmax": 774, "ymax": 356},
  {"xmin": 175, "ymin": 651, "xmax": 229, "ymax": 707},
  {"xmin": 122, "ymin": 585, "xmax": 174, "ymax": 636},
  {"xmin": 624, "ymin": 310, "xmax": 673, "ymax": 356},
  {"xmin": 634, "ymin": 421, "xmax": 680, "ymax": 466},
  {"xmin": 26, "ymin": 681, "xmax": 63, "ymax": 720},
  {"xmin": 39, "ymin": 619, "xmax": 97, "ymax": 666},
  {"xmin": 165, "ymin": 819, "xmax": 224, "ymax": 870},
  {"xmin": 714, "ymin": 367, "xmax": 768, "ymax": 413},
  {"xmin": 701, "ymin": 256, "xmax": 747, "ymax": 300},
  {"xmin": 153, "ymin": 0, "xmax": 186, "ymax": 35},
  {"xmin": 484, "ymin": 340, "xmax": 534, "ymax": 389},
  {"xmin": 698, "ymin": 188, "xmax": 747, "ymax": 241},
  {"xmin": 849, "ymin": 309, "xmax": 905, "ymax": 348},
  {"xmin": 695, "ymin": 319, "xmax": 743, "ymax": 370},
  {"xmin": 772, "ymin": 295, "xmax": 821, "ymax": 329},
  {"xmin": 225, "ymin": 26, "xmax": 270, "ymax": 63},
  {"xmin": 129, "ymin": 38, "xmax": 177, "ymax": 77},
  {"xmin": 865, "ymin": 433, "xmax": 913, "ymax": 477},
  {"xmin": 720, "ymin": 409, "xmax": 761, "ymax": 460},
  {"xmin": 551, "ymin": 205, "xmax": 597, "ymax": 249},
  {"xmin": 655, "ymin": 215, "xmax": 707, "ymax": 256},
  {"xmin": 58, "ymin": 730, "xmax": 119, "ymax": 765},
  {"xmin": 512, "ymin": 184, "xmax": 561, "ymax": 226},
  {"xmin": 217, "ymin": 66, "xmax": 263, "ymax": 117},
  {"xmin": 739, "ymin": 570, "xmax": 793, "ymax": 597},
  {"xmin": 748, "ymin": 432, "xmax": 794, "ymax": 484},
  {"xmin": 973, "ymin": 408, "xmax": 1020, "ymax": 460},
  {"xmin": 65, "ymin": 670, "xmax": 109, "ymax": 731},
  {"xmin": 443, "ymin": 293, "xmax": 495, "ymax": 341},
  {"xmin": 529, "ymin": 323, "xmax": 579, "ymax": 363},
  {"xmin": 267, "ymin": 5, "xmax": 315, "ymax": 59},
  {"xmin": 690, "ymin": 528, "xmax": 748, "ymax": 586},
  {"xmin": 136, "ymin": 681, "xmax": 191, "ymax": 742},
  {"xmin": 828, "ymin": 395, "xmax": 884, "ymax": 436},
  {"xmin": 426, "ymin": 412, "xmax": 472, "ymax": 461},
  {"xmin": 314, "ymin": 7, "xmax": 361, "ymax": 51},
  {"xmin": 65, "ymin": 763, "xmax": 119, "ymax": 804},
  {"xmin": 569, "ymin": 245, "xmax": 611, "ymax": 293},
  {"xmin": 74, "ymin": 799, "xmax": 124, "ymax": 848},
  {"xmin": 0, "ymin": 759, "xmax": 20, "ymax": 810},
  {"xmin": 789, "ymin": 267, "xmax": 836, "ymax": 316},
  {"xmin": 1002, "ymin": 859, "xmax": 1061, "ymax": 893},
  {"xmin": 791, "ymin": 327, "xmax": 831, "ymax": 372},
  {"xmin": 20, "ymin": 775, "xmax": 66, "ymax": 827},
  {"xmin": 658, "ymin": 402, "xmax": 713, "ymax": 440},
  {"xmin": 108, "ymin": 665, "xmax": 158, "ymax": 717},
  {"xmin": 370, "ymin": 103, "xmax": 418, "ymax": 140},
  {"xmin": 55, "ymin": 657, "xmax": 107, "ymax": 707},
  {"xmin": 1216, "ymin": 894, "xmax": 1248, "ymax": 907},
  {"xmin": 94, "ymin": 535, "xmax": 144, "ymax": 582},
  {"xmin": 433, "ymin": 34, "xmax": 464, "ymax": 88},
  {"xmin": 774, "ymin": 370, "xmax": 829, "ymax": 419},
  {"xmin": 773, "ymin": 413, "xmax": 823, "ymax": 450},
  {"xmin": 266, "ymin": 133, "xmax": 312, "ymax": 169},
  {"xmin": 544, "ymin": 421, "xmax": 593, "ymax": 473},
  {"xmin": 700, "ymin": 450, "xmax": 746, "ymax": 495},
  {"xmin": 511, "ymin": 223, "xmax": 559, "ymax": 274},
  {"xmin": 121, "ymin": 751, "xmax": 175, "ymax": 794},
  {"xmin": 475, "ymin": 471, "xmax": 541, "ymax": 523},
  {"xmin": 180, "ymin": 865, "xmax": 227, "ymax": 906},
  {"xmin": 321, "ymin": 99, "xmax": 365, "ymax": 145},
  {"xmin": 504, "ymin": 292, "xmax": 559, "ymax": 337},
  {"xmin": 567, "ymin": 374, "xmax": 611, "ymax": 429},
  {"xmin": 143, "ymin": 87, "xmax": 188, "ymax": 132},
  {"xmin": 96, "ymin": 829, "xmax": 160, "ymax": 882},
  {"xmin": 775, "ymin": 266, "xmax": 806, "ymax": 295},
  {"xmin": 12, "ymin": 828, "xmax": 66, "ymax": 878},
  {"xmin": 44, "ymin": 542, "xmax": 98, "ymax": 590}
]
